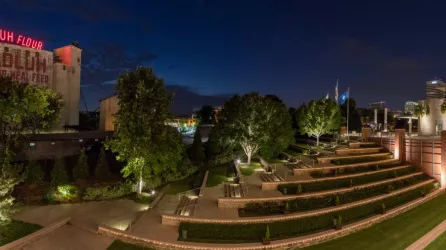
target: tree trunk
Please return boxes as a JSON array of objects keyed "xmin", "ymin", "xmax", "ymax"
[
  {"xmin": 137, "ymin": 168, "xmax": 143, "ymax": 195},
  {"xmin": 137, "ymin": 176, "xmax": 143, "ymax": 195},
  {"xmin": 247, "ymin": 153, "xmax": 252, "ymax": 165},
  {"xmin": 316, "ymin": 136, "xmax": 320, "ymax": 146}
]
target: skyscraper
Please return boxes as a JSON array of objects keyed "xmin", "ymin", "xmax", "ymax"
[{"xmin": 404, "ymin": 101, "xmax": 418, "ymax": 115}]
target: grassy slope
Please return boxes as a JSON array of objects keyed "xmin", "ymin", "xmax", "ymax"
[
  {"xmin": 206, "ymin": 166, "xmax": 227, "ymax": 187},
  {"xmin": 302, "ymin": 193, "xmax": 446, "ymax": 250},
  {"xmin": 239, "ymin": 162, "xmax": 262, "ymax": 176},
  {"xmin": 425, "ymin": 230, "xmax": 446, "ymax": 250},
  {"xmin": 0, "ymin": 220, "xmax": 42, "ymax": 246}
]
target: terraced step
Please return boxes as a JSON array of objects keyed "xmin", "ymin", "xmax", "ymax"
[
  {"xmin": 224, "ymin": 184, "xmax": 245, "ymax": 198},
  {"xmin": 318, "ymin": 152, "xmax": 392, "ymax": 164},
  {"xmin": 218, "ymin": 172, "xmax": 429, "ymax": 208},
  {"xmin": 260, "ymin": 172, "xmax": 284, "ymax": 182}
]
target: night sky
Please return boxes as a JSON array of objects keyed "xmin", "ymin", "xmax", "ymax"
[{"xmin": 2, "ymin": 0, "xmax": 445, "ymax": 114}]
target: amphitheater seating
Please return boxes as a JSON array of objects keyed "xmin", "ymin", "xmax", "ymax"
[
  {"xmin": 175, "ymin": 196, "xmax": 198, "ymax": 216},
  {"xmin": 224, "ymin": 183, "xmax": 245, "ymax": 198}
]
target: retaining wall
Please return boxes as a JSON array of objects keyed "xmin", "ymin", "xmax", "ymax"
[
  {"xmin": 162, "ymin": 179, "xmax": 434, "ymax": 226},
  {"xmin": 335, "ymin": 147, "xmax": 382, "ymax": 156},
  {"xmin": 264, "ymin": 164, "xmax": 411, "ymax": 190},
  {"xmin": 0, "ymin": 218, "xmax": 70, "ymax": 250},
  {"xmin": 317, "ymin": 152, "xmax": 391, "ymax": 164},
  {"xmin": 218, "ymin": 171, "xmax": 423, "ymax": 208},
  {"xmin": 98, "ymin": 188, "xmax": 444, "ymax": 250},
  {"xmin": 293, "ymin": 159, "xmax": 399, "ymax": 176}
]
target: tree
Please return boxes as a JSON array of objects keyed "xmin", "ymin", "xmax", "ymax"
[
  {"xmin": 197, "ymin": 105, "xmax": 213, "ymax": 124},
  {"xmin": 213, "ymin": 92, "xmax": 294, "ymax": 165},
  {"xmin": 297, "ymin": 98, "xmax": 341, "ymax": 146},
  {"xmin": 25, "ymin": 158, "xmax": 44, "ymax": 185},
  {"xmin": 340, "ymin": 98, "xmax": 362, "ymax": 133},
  {"xmin": 74, "ymin": 149, "xmax": 89, "ymax": 180},
  {"xmin": 189, "ymin": 129, "xmax": 206, "ymax": 163},
  {"xmin": 51, "ymin": 158, "xmax": 68, "ymax": 185},
  {"xmin": 0, "ymin": 155, "xmax": 25, "ymax": 223},
  {"xmin": 105, "ymin": 67, "xmax": 184, "ymax": 194},
  {"xmin": 0, "ymin": 77, "xmax": 61, "ymax": 223},
  {"xmin": 95, "ymin": 147, "xmax": 109, "ymax": 178}
]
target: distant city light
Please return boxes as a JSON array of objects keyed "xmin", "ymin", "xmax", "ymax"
[{"xmin": 432, "ymin": 81, "xmax": 438, "ymax": 84}]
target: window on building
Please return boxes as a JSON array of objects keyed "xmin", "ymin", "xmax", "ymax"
[
  {"xmin": 77, "ymin": 57, "xmax": 80, "ymax": 63},
  {"xmin": 63, "ymin": 65, "xmax": 66, "ymax": 70},
  {"xmin": 4, "ymin": 47, "xmax": 9, "ymax": 52}
]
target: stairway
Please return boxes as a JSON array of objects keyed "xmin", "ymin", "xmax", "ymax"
[
  {"xmin": 224, "ymin": 184, "xmax": 245, "ymax": 198},
  {"xmin": 260, "ymin": 172, "xmax": 284, "ymax": 182},
  {"xmin": 175, "ymin": 196, "xmax": 198, "ymax": 216}
]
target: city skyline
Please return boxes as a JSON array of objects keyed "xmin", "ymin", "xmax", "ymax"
[{"xmin": 2, "ymin": 0, "xmax": 446, "ymax": 113}]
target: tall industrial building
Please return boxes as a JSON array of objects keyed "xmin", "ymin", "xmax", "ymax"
[
  {"xmin": 404, "ymin": 101, "xmax": 418, "ymax": 115},
  {"xmin": 0, "ymin": 28, "xmax": 81, "ymax": 127}
]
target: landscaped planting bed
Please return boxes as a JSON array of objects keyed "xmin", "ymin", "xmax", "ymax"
[
  {"xmin": 239, "ymin": 174, "xmax": 430, "ymax": 217},
  {"xmin": 331, "ymin": 155, "xmax": 391, "ymax": 165},
  {"xmin": 0, "ymin": 220, "xmax": 42, "ymax": 246},
  {"xmin": 279, "ymin": 166, "xmax": 417, "ymax": 194},
  {"xmin": 359, "ymin": 144, "xmax": 378, "ymax": 148},
  {"xmin": 179, "ymin": 182, "xmax": 436, "ymax": 243},
  {"xmin": 310, "ymin": 161, "xmax": 401, "ymax": 178}
]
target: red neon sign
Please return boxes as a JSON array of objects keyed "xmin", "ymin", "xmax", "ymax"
[{"xmin": 0, "ymin": 29, "xmax": 43, "ymax": 50}]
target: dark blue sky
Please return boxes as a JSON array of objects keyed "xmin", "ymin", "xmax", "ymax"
[{"xmin": 2, "ymin": 0, "xmax": 446, "ymax": 114}]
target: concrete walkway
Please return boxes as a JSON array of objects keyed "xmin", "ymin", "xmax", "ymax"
[{"xmin": 405, "ymin": 219, "xmax": 446, "ymax": 250}]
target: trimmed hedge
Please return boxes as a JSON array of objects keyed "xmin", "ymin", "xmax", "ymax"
[
  {"xmin": 180, "ymin": 182, "xmax": 436, "ymax": 242},
  {"xmin": 331, "ymin": 155, "xmax": 391, "ymax": 165},
  {"xmin": 311, "ymin": 161, "xmax": 400, "ymax": 178},
  {"xmin": 82, "ymin": 181, "xmax": 133, "ymax": 201},
  {"xmin": 279, "ymin": 166, "xmax": 416, "ymax": 194},
  {"xmin": 240, "ymin": 174, "xmax": 430, "ymax": 217}
]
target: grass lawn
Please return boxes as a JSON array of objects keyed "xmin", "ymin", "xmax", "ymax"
[
  {"xmin": 165, "ymin": 176, "xmax": 195, "ymax": 195},
  {"xmin": 425, "ymin": 230, "xmax": 446, "ymax": 250},
  {"xmin": 0, "ymin": 220, "xmax": 42, "ymax": 246},
  {"xmin": 284, "ymin": 148, "xmax": 302, "ymax": 157},
  {"xmin": 107, "ymin": 240, "xmax": 155, "ymax": 249},
  {"xmin": 206, "ymin": 166, "xmax": 228, "ymax": 187},
  {"xmin": 239, "ymin": 162, "xmax": 262, "ymax": 176},
  {"xmin": 301, "ymin": 193, "xmax": 446, "ymax": 250}
]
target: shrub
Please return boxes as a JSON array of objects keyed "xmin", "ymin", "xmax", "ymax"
[
  {"xmin": 297, "ymin": 184, "xmax": 302, "ymax": 194},
  {"xmin": 45, "ymin": 184, "xmax": 81, "ymax": 203},
  {"xmin": 337, "ymin": 215, "xmax": 342, "ymax": 227},
  {"xmin": 95, "ymin": 147, "xmax": 109, "ymax": 178},
  {"xmin": 82, "ymin": 181, "xmax": 133, "ymax": 201},
  {"xmin": 264, "ymin": 225, "xmax": 270, "ymax": 241},
  {"xmin": 285, "ymin": 202, "xmax": 290, "ymax": 211},
  {"xmin": 280, "ymin": 166, "xmax": 416, "ymax": 194},
  {"xmin": 51, "ymin": 158, "xmax": 68, "ymax": 185},
  {"xmin": 241, "ymin": 174, "xmax": 430, "ymax": 217},
  {"xmin": 25, "ymin": 159, "xmax": 44, "ymax": 185},
  {"xmin": 310, "ymin": 161, "xmax": 399, "ymax": 178},
  {"xmin": 381, "ymin": 203, "xmax": 386, "ymax": 213},
  {"xmin": 331, "ymin": 155, "xmax": 391, "ymax": 165},
  {"xmin": 181, "ymin": 182, "xmax": 436, "ymax": 242},
  {"xmin": 73, "ymin": 149, "xmax": 89, "ymax": 180},
  {"xmin": 335, "ymin": 195, "xmax": 340, "ymax": 206},
  {"xmin": 133, "ymin": 192, "xmax": 155, "ymax": 204}
]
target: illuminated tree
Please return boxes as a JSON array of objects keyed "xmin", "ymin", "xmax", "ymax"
[
  {"xmin": 74, "ymin": 149, "xmax": 89, "ymax": 180},
  {"xmin": 105, "ymin": 67, "xmax": 184, "ymax": 194},
  {"xmin": 0, "ymin": 77, "xmax": 61, "ymax": 223},
  {"xmin": 213, "ymin": 93, "xmax": 294, "ymax": 165},
  {"xmin": 415, "ymin": 102, "xmax": 429, "ymax": 117},
  {"xmin": 297, "ymin": 98, "xmax": 341, "ymax": 146}
]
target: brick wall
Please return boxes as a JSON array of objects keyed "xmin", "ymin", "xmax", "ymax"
[
  {"xmin": 335, "ymin": 147, "xmax": 382, "ymax": 156},
  {"xmin": 317, "ymin": 152, "xmax": 390, "ymax": 164}
]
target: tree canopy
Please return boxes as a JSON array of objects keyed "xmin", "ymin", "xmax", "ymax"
[
  {"xmin": 297, "ymin": 98, "xmax": 341, "ymax": 145},
  {"xmin": 105, "ymin": 67, "xmax": 185, "ymax": 194},
  {"xmin": 213, "ymin": 92, "xmax": 294, "ymax": 164},
  {"xmin": 0, "ymin": 77, "xmax": 62, "ymax": 224},
  {"xmin": 340, "ymin": 98, "xmax": 362, "ymax": 133},
  {"xmin": 197, "ymin": 105, "xmax": 214, "ymax": 124}
]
